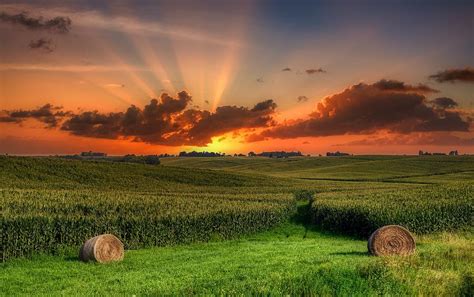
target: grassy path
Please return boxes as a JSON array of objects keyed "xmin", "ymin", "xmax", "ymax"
[{"xmin": 1, "ymin": 222, "xmax": 472, "ymax": 296}]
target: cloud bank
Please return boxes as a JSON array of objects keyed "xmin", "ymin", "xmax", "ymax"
[
  {"xmin": 248, "ymin": 79, "xmax": 470, "ymax": 141},
  {"xmin": 0, "ymin": 104, "xmax": 69, "ymax": 127},
  {"xmin": 1, "ymin": 80, "xmax": 471, "ymax": 147},
  {"xmin": 2, "ymin": 92, "xmax": 277, "ymax": 146}
]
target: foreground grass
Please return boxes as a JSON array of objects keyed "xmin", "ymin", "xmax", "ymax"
[{"xmin": 1, "ymin": 223, "xmax": 472, "ymax": 296}]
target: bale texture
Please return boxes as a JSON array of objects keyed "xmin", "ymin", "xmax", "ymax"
[
  {"xmin": 368, "ymin": 225, "xmax": 415, "ymax": 256},
  {"xmin": 79, "ymin": 234, "xmax": 124, "ymax": 263}
]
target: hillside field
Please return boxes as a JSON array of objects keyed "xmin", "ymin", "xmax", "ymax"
[{"xmin": 1, "ymin": 155, "xmax": 473, "ymax": 296}]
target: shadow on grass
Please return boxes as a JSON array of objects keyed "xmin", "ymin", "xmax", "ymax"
[
  {"xmin": 289, "ymin": 199, "xmax": 367, "ymax": 242},
  {"xmin": 64, "ymin": 256, "xmax": 80, "ymax": 262},
  {"xmin": 329, "ymin": 251, "xmax": 368, "ymax": 256}
]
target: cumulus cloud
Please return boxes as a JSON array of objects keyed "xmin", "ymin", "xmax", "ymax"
[
  {"xmin": 0, "ymin": 104, "xmax": 69, "ymax": 127},
  {"xmin": 429, "ymin": 67, "xmax": 474, "ymax": 83},
  {"xmin": 182, "ymin": 99, "xmax": 277, "ymax": 146},
  {"xmin": 0, "ymin": 12, "xmax": 72, "ymax": 33},
  {"xmin": 282, "ymin": 67, "xmax": 292, "ymax": 72},
  {"xmin": 62, "ymin": 92, "xmax": 276, "ymax": 146},
  {"xmin": 62, "ymin": 91, "xmax": 194, "ymax": 141},
  {"xmin": 29, "ymin": 38, "xmax": 55, "ymax": 52},
  {"xmin": 297, "ymin": 95, "xmax": 309, "ymax": 102},
  {"xmin": 1, "ymin": 91, "xmax": 277, "ymax": 146},
  {"xmin": 306, "ymin": 68, "xmax": 326, "ymax": 75},
  {"xmin": 248, "ymin": 79, "xmax": 470, "ymax": 141}
]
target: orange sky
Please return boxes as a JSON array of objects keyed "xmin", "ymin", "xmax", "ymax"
[{"xmin": 1, "ymin": 1, "xmax": 473, "ymax": 155}]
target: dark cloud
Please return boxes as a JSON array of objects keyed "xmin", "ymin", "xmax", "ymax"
[
  {"xmin": 306, "ymin": 68, "xmax": 326, "ymax": 75},
  {"xmin": 62, "ymin": 91, "xmax": 193, "ymax": 141},
  {"xmin": 62, "ymin": 111, "xmax": 124, "ymax": 139},
  {"xmin": 29, "ymin": 38, "xmax": 55, "ymax": 52},
  {"xmin": 256, "ymin": 77, "xmax": 264, "ymax": 83},
  {"xmin": 429, "ymin": 67, "xmax": 474, "ymax": 83},
  {"xmin": 183, "ymin": 100, "xmax": 277, "ymax": 146},
  {"xmin": 297, "ymin": 95, "xmax": 309, "ymax": 102},
  {"xmin": 249, "ymin": 80, "xmax": 470, "ymax": 141},
  {"xmin": 373, "ymin": 79, "xmax": 438, "ymax": 94},
  {"xmin": 0, "ymin": 12, "xmax": 72, "ymax": 33},
  {"xmin": 0, "ymin": 104, "xmax": 69, "ymax": 127},
  {"xmin": 430, "ymin": 97, "xmax": 458, "ymax": 109},
  {"xmin": 282, "ymin": 67, "xmax": 292, "ymax": 72},
  {"xmin": 0, "ymin": 91, "xmax": 277, "ymax": 146},
  {"xmin": 252, "ymin": 99, "xmax": 277, "ymax": 112}
]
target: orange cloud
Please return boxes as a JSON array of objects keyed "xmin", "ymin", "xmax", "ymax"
[
  {"xmin": 1, "ymin": 91, "xmax": 277, "ymax": 147},
  {"xmin": 248, "ymin": 79, "xmax": 470, "ymax": 141}
]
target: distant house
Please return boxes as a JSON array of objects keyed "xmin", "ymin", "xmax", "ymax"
[
  {"xmin": 449, "ymin": 150, "xmax": 458, "ymax": 156},
  {"xmin": 326, "ymin": 151, "xmax": 350, "ymax": 157},
  {"xmin": 419, "ymin": 150, "xmax": 455, "ymax": 156},
  {"xmin": 80, "ymin": 151, "xmax": 107, "ymax": 158}
]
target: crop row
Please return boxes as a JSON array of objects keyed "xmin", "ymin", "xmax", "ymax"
[
  {"xmin": 310, "ymin": 183, "xmax": 473, "ymax": 237},
  {"xmin": 1, "ymin": 189, "xmax": 295, "ymax": 261}
]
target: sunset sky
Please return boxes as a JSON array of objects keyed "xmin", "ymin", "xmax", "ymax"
[{"xmin": 1, "ymin": 0, "xmax": 473, "ymax": 155}]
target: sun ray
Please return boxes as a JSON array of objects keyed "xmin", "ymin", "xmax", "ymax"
[
  {"xmin": 59, "ymin": 71, "xmax": 138, "ymax": 108},
  {"xmin": 212, "ymin": 43, "xmax": 239, "ymax": 111},
  {"xmin": 126, "ymin": 32, "xmax": 178, "ymax": 94},
  {"xmin": 91, "ymin": 33, "xmax": 158, "ymax": 101},
  {"xmin": 210, "ymin": 3, "xmax": 254, "ymax": 111}
]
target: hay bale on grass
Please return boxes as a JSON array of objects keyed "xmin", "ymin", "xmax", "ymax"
[
  {"xmin": 368, "ymin": 225, "xmax": 415, "ymax": 256},
  {"xmin": 79, "ymin": 234, "xmax": 124, "ymax": 263}
]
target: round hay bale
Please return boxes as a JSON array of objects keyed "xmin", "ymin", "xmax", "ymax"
[
  {"xmin": 79, "ymin": 234, "xmax": 124, "ymax": 263},
  {"xmin": 368, "ymin": 225, "xmax": 415, "ymax": 256}
]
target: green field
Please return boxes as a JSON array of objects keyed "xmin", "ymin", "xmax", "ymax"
[{"xmin": 1, "ymin": 155, "xmax": 473, "ymax": 296}]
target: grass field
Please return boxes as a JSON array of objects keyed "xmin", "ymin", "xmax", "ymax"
[
  {"xmin": 2, "ymin": 223, "xmax": 473, "ymax": 296},
  {"xmin": 1, "ymin": 155, "xmax": 473, "ymax": 296}
]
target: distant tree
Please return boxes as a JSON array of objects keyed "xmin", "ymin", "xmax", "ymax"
[{"xmin": 144, "ymin": 155, "xmax": 160, "ymax": 165}]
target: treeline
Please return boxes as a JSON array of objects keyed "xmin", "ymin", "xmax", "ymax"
[
  {"xmin": 179, "ymin": 151, "xmax": 225, "ymax": 157},
  {"xmin": 249, "ymin": 151, "xmax": 303, "ymax": 158}
]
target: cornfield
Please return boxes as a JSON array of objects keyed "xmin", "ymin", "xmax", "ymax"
[
  {"xmin": 310, "ymin": 184, "xmax": 473, "ymax": 237},
  {"xmin": 0, "ymin": 157, "xmax": 296, "ymax": 261},
  {"xmin": 2, "ymin": 155, "xmax": 473, "ymax": 261}
]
